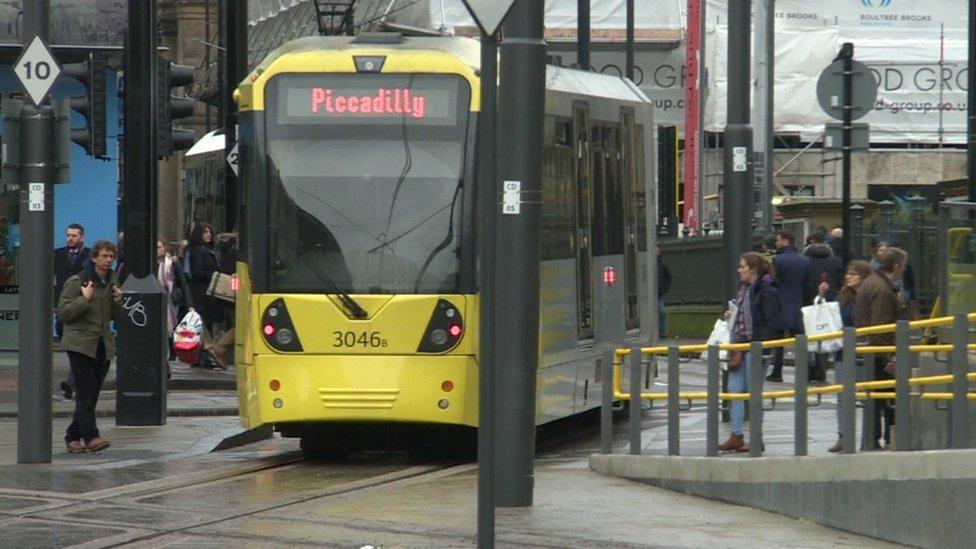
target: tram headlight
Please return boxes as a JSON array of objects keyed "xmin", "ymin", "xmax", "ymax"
[
  {"xmin": 430, "ymin": 329, "xmax": 449, "ymax": 346},
  {"xmin": 417, "ymin": 299, "xmax": 464, "ymax": 353},
  {"xmin": 261, "ymin": 299, "xmax": 304, "ymax": 352},
  {"xmin": 276, "ymin": 328, "xmax": 294, "ymax": 345}
]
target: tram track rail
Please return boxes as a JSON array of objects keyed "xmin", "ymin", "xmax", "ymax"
[{"xmin": 1, "ymin": 446, "xmax": 462, "ymax": 548}]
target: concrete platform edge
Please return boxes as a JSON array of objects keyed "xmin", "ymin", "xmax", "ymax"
[{"xmin": 590, "ymin": 452, "xmax": 976, "ymax": 548}]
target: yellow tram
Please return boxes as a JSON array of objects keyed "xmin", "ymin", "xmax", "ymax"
[{"xmin": 233, "ymin": 34, "xmax": 655, "ymax": 456}]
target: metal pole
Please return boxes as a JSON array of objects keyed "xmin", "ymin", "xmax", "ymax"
[
  {"xmin": 752, "ymin": 0, "xmax": 774, "ymax": 233},
  {"xmin": 667, "ymin": 346, "xmax": 680, "ymax": 456},
  {"xmin": 968, "ymin": 0, "xmax": 976, "ymax": 202},
  {"xmin": 476, "ymin": 31, "xmax": 498, "ymax": 548},
  {"xmin": 630, "ymin": 347, "xmax": 642, "ymax": 455},
  {"xmin": 748, "ymin": 341, "xmax": 763, "ymax": 457},
  {"xmin": 117, "ymin": 0, "xmax": 167, "ymax": 426},
  {"xmin": 224, "ymin": 0, "xmax": 247, "ymax": 231},
  {"xmin": 895, "ymin": 320, "xmax": 912, "ymax": 451},
  {"xmin": 723, "ymin": 0, "xmax": 754, "ymax": 300},
  {"xmin": 17, "ymin": 0, "xmax": 54, "ymax": 465},
  {"xmin": 840, "ymin": 43, "xmax": 854, "ymax": 263},
  {"xmin": 794, "ymin": 335, "xmax": 808, "ymax": 456},
  {"xmin": 951, "ymin": 313, "xmax": 970, "ymax": 448},
  {"xmin": 696, "ymin": 0, "xmax": 707, "ymax": 234},
  {"xmin": 625, "ymin": 0, "xmax": 635, "ymax": 81},
  {"xmin": 841, "ymin": 328, "xmax": 857, "ymax": 454},
  {"xmin": 706, "ymin": 344, "xmax": 719, "ymax": 457},
  {"xmin": 683, "ymin": 0, "xmax": 703, "ymax": 234},
  {"xmin": 600, "ymin": 352, "xmax": 614, "ymax": 454},
  {"xmin": 496, "ymin": 0, "xmax": 545, "ymax": 507},
  {"xmin": 577, "ymin": 0, "xmax": 590, "ymax": 70}
]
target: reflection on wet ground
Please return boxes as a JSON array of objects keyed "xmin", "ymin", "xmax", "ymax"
[{"xmin": 0, "ymin": 389, "xmax": 898, "ymax": 547}]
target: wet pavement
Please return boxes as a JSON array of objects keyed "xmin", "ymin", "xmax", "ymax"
[{"xmin": 0, "ymin": 345, "xmax": 901, "ymax": 547}]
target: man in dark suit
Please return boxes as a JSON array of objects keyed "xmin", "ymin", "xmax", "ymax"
[
  {"xmin": 768, "ymin": 230, "xmax": 810, "ymax": 382},
  {"xmin": 55, "ymin": 224, "xmax": 91, "ymax": 305},
  {"xmin": 54, "ymin": 223, "xmax": 90, "ymax": 399}
]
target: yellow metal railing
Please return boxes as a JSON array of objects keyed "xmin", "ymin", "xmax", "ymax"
[{"xmin": 611, "ymin": 312, "xmax": 976, "ymax": 403}]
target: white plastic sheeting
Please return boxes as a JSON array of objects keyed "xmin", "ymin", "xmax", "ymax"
[
  {"xmin": 705, "ymin": 0, "xmax": 971, "ymax": 143},
  {"xmin": 249, "ymin": 0, "xmax": 306, "ymax": 24},
  {"xmin": 705, "ymin": 26, "xmax": 840, "ymax": 136},
  {"xmin": 250, "ymin": 0, "xmax": 971, "ymax": 143},
  {"xmin": 352, "ymin": 0, "xmax": 682, "ymax": 32}
]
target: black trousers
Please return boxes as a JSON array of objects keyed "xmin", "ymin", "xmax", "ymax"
[
  {"xmin": 769, "ymin": 328, "xmax": 803, "ymax": 377},
  {"xmin": 873, "ymin": 355, "xmax": 896, "ymax": 445},
  {"xmin": 65, "ymin": 342, "xmax": 110, "ymax": 443}
]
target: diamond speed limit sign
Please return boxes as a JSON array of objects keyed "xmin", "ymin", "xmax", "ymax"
[{"xmin": 13, "ymin": 36, "xmax": 62, "ymax": 106}]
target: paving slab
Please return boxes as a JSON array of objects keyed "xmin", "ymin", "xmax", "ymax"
[{"xmin": 233, "ymin": 459, "xmax": 897, "ymax": 548}]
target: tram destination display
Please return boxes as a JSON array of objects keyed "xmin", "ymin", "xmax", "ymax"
[{"xmin": 274, "ymin": 74, "xmax": 463, "ymax": 125}]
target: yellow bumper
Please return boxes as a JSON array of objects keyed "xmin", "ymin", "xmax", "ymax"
[{"xmin": 239, "ymin": 354, "xmax": 479, "ymax": 428}]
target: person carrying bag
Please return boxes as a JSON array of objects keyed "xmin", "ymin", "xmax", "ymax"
[{"xmin": 802, "ymin": 296, "xmax": 844, "ymax": 354}]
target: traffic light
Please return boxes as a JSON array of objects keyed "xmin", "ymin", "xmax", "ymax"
[
  {"xmin": 157, "ymin": 57, "xmax": 197, "ymax": 158},
  {"xmin": 63, "ymin": 52, "xmax": 107, "ymax": 158}
]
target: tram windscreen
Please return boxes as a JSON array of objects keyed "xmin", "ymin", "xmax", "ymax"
[{"xmin": 265, "ymin": 73, "xmax": 471, "ymax": 294}]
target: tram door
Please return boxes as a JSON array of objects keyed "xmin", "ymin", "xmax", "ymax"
[
  {"xmin": 573, "ymin": 104, "xmax": 594, "ymax": 342},
  {"xmin": 621, "ymin": 110, "xmax": 640, "ymax": 331}
]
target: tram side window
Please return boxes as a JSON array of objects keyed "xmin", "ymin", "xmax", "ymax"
[
  {"xmin": 635, "ymin": 125, "xmax": 648, "ymax": 252},
  {"xmin": 542, "ymin": 117, "xmax": 575, "ymax": 261},
  {"xmin": 592, "ymin": 124, "xmax": 624, "ymax": 256}
]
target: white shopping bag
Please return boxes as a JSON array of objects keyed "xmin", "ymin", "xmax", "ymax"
[
  {"xmin": 700, "ymin": 318, "xmax": 731, "ymax": 362},
  {"xmin": 173, "ymin": 310, "xmax": 204, "ymax": 364},
  {"xmin": 802, "ymin": 297, "xmax": 844, "ymax": 353}
]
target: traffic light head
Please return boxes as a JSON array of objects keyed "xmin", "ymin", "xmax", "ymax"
[
  {"xmin": 158, "ymin": 58, "xmax": 198, "ymax": 158},
  {"xmin": 63, "ymin": 53, "xmax": 107, "ymax": 159}
]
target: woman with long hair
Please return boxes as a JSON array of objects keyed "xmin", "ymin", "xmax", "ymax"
[
  {"xmin": 824, "ymin": 259, "xmax": 872, "ymax": 453},
  {"xmin": 719, "ymin": 252, "xmax": 780, "ymax": 453},
  {"xmin": 156, "ymin": 238, "xmax": 193, "ymax": 362},
  {"xmin": 185, "ymin": 223, "xmax": 223, "ymax": 369}
]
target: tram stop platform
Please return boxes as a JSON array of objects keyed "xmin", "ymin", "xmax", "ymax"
[{"xmin": 589, "ymin": 354, "xmax": 976, "ymax": 549}]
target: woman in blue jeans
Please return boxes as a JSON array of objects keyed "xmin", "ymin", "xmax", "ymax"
[
  {"xmin": 824, "ymin": 259, "xmax": 873, "ymax": 452},
  {"xmin": 719, "ymin": 252, "xmax": 780, "ymax": 453}
]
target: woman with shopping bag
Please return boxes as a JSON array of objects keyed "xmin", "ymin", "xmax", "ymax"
[
  {"xmin": 818, "ymin": 260, "xmax": 872, "ymax": 453},
  {"xmin": 719, "ymin": 252, "xmax": 780, "ymax": 453}
]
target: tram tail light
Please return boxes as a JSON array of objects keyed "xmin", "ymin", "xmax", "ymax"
[
  {"xmin": 418, "ymin": 299, "xmax": 464, "ymax": 353},
  {"xmin": 262, "ymin": 299, "xmax": 303, "ymax": 352}
]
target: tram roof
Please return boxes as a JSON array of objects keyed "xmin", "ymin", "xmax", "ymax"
[{"xmin": 257, "ymin": 35, "xmax": 650, "ymax": 106}]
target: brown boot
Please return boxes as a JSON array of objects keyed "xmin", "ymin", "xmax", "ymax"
[
  {"xmin": 827, "ymin": 438, "xmax": 843, "ymax": 453},
  {"xmin": 718, "ymin": 434, "xmax": 744, "ymax": 452}
]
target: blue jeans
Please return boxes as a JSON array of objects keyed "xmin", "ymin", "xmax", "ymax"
[
  {"xmin": 728, "ymin": 351, "xmax": 751, "ymax": 435},
  {"xmin": 833, "ymin": 352, "xmax": 844, "ymax": 436}
]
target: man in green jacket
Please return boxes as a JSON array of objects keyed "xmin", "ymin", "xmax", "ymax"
[{"xmin": 58, "ymin": 240, "xmax": 123, "ymax": 453}]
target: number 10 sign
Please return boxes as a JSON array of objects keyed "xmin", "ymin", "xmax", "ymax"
[{"xmin": 14, "ymin": 36, "xmax": 62, "ymax": 106}]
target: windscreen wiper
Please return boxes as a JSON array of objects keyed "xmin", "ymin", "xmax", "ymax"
[
  {"xmin": 287, "ymin": 255, "xmax": 369, "ymax": 319},
  {"xmin": 322, "ymin": 273, "xmax": 369, "ymax": 319}
]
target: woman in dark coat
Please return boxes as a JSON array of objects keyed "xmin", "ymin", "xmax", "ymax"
[
  {"xmin": 719, "ymin": 252, "xmax": 780, "ymax": 453},
  {"xmin": 186, "ymin": 223, "xmax": 221, "ymax": 368},
  {"xmin": 156, "ymin": 238, "xmax": 194, "ymax": 362},
  {"xmin": 821, "ymin": 259, "xmax": 872, "ymax": 453}
]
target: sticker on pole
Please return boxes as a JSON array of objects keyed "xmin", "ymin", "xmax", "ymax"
[
  {"xmin": 461, "ymin": 0, "xmax": 519, "ymax": 36},
  {"xmin": 226, "ymin": 143, "xmax": 240, "ymax": 177},
  {"xmin": 28, "ymin": 183, "xmax": 45, "ymax": 212},
  {"xmin": 502, "ymin": 180, "xmax": 520, "ymax": 215},
  {"xmin": 13, "ymin": 36, "xmax": 62, "ymax": 106},
  {"xmin": 732, "ymin": 146, "xmax": 748, "ymax": 172}
]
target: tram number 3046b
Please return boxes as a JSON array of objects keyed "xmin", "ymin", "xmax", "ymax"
[{"xmin": 332, "ymin": 331, "xmax": 389, "ymax": 348}]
